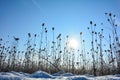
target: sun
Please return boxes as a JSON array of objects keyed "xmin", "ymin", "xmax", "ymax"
[{"xmin": 68, "ymin": 38, "xmax": 78, "ymax": 49}]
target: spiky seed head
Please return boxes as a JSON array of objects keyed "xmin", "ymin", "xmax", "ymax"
[
  {"xmin": 28, "ymin": 33, "xmax": 31, "ymax": 37},
  {"xmin": 104, "ymin": 50, "xmax": 107, "ymax": 52},
  {"xmin": 95, "ymin": 32, "xmax": 97, "ymax": 34},
  {"xmin": 52, "ymin": 41, "xmax": 54, "ymax": 44},
  {"xmin": 95, "ymin": 39, "xmax": 97, "ymax": 42},
  {"xmin": 42, "ymin": 23, "xmax": 45, "ymax": 26},
  {"xmin": 57, "ymin": 34, "xmax": 61, "ymax": 39},
  {"xmin": 80, "ymin": 32, "xmax": 82, "ymax": 35},
  {"xmin": 0, "ymin": 38, "xmax": 2, "ymax": 41},
  {"xmin": 113, "ymin": 15, "xmax": 116, "ymax": 17},
  {"xmin": 45, "ymin": 28, "xmax": 48, "ymax": 33},
  {"xmin": 87, "ymin": 27, "xmax": 89, "ymax": 30},
  {"xmin": 52, "ymin": 27, "xmax": 54, "ymax": 31},
  {"xmin": 34, "ymin": 34, "xmax": 37, "ymax": 37},
  {"xmin": 109, "ymin": 49, "xmax": 112, "ymax": 52},
  {"xmin": 109, "ymin": 13, "xmax": 112, "ymax": 16},
  {"xmin": 83, "ymin": 40, "xmax": 85, "ymax": 42},
  {"xmin": 14, "ymin": 37, "xmax": 19, "ymax": 41},
  {"xmin": 97, "ymin": 47, "xmax": 98, "ymax": 49},
  {"xmin": 94, "ymin": 24, "xmax": 96, "ymax": 27},
  {"xmin": 59, "ymin": 34, "xmax": 61, "ymax": 37},
  {"xmin": 91, "ymin": 41, "xmax": 93, "ymax": 44},
  {"xmin": 115, "ymin": 24, "xmax": 117, "ymax": 27},
  {"xmin": 116, "ymin": 37, "xmax": 118, "ymax": 41},
  {"xmin": 45, "ymin": 30, "xmax": 48, "ymax": 33},
  {"xmin": 90, "ymin": 21, "xmax": 92, "ymax": 24},
  {"xmin": 13, "ymin": 46, "xmax": 16, "ymax": 49},
  {"xmin": 59, "ymin": 51, "xmax": 62, "ymax": 53},
  {"xmin": 66, "ymin": 35, "xmax": 69, "ymax": 38}
]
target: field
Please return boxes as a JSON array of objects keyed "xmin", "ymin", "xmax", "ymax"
[{"xmin": 0, "ymin": 0, "xmax": 120, "ymax": 80}]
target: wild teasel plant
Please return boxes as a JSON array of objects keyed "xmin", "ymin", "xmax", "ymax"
[
  {"xmin": 87, "ymin": 21, "xmax": 96, "ymax": 76},
  {"xmin": 9, "ymin": 37, "xmax": 19, "ymax": 70},
  {"xmin": 105, "ymin": 12, "xmax": 120, "ymax": 74},
  {"xmin": 79, "ymin": 32, "xmax": 86, "ymax": 73},
  {"xmin": 98, "ymin": 29, "xmax": 104, "ymax": 75},
  {"xmin": 56, "ymin": 33, "xmax": 62, "ymax": 68}
]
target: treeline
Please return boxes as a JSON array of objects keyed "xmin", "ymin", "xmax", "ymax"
[{"xmin": 0, "ymin": 13, "xmax": 120, "ymax": 76}]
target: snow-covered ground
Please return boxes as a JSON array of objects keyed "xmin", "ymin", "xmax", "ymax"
[{"xmin": 0, "ymin": 71, "xmax": 120, "ymax": 80}]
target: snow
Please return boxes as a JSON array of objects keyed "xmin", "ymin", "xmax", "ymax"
[
  {"xmin": 0, "ymin": 71, "xmax": 120, "ymax": 80},
  {"xmin": 30, "ymin": 71, "xmax": 52, "ymax": 78},
  {"xmin": 61, "ymin": 73, "xmax": 75, "ymax": 76}
]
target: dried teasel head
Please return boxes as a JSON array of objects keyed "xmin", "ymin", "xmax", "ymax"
[
  {"xmin": 115, "ymin": 24, "xmax": 117, "ymax": 27},
  {"xmin": 80, "ymin": 32, "xmax": 82, "ymax": 35},
  {"xmin": 45, "ymin": 30, "xmax": 48, "ymax": 33},
  {"xmin": 95, "ymin": 39, "xmax": 97, "ymax": 42},
  {"xmin": 90, "ymin": 21, "xmax": 92, "ymax": 24},
  {"xmin": 95, "ymin": 32, "xmax": 97, "ymax": 34},
  {"xmin": 57, "ymin": 34, "xmax": 61, "ymax": 39},
  {"xmin": 66, "ymin": 35, "xmax": 69, "ymax": 38},
  {"xmin": 14, "ymin": 37, "xmax": 19, "ymax": 41},
  {"xmin": 87, "ymin": 27, "xmax": 90, "ymax": 30},
  {"xmin": 109, "ymin": 13, "xmax": 112, "ymax": 16},
  {"xmin": 113, "ymin": 15, "xmax": 116, "ymax": 17},
  {"xmin": 107, "ymin": 19, "xmax": 110, "ymax": 22},
  {"xmin": 45, "ymin": 28, "xmax": 48, "ymax": 33},
  {"xmin": 28, "ymin": 33, "xmax": 31, "ymax": 37},
  {"xmin": 101, "ymin": 29, "xmax": 103, "ymax": 31},
  {"xmin": 52, "ymin": 27, "xmax": 54, "ymax": 31},
  {"xmin": 13, "ymin": 46, "xmax": 16, "ymax": 49},
  {"xmin": 58, "ymin": 33, "xmax": 61, "ymax": 37},
  {"xmin": 34, "ymin": 34, "xmax": 37, "ymax": 37},
  {"xmin": 42, "ymin": 23, "xmax": 45, "ymax": 26},
  {"xmin": 59, "ymin": 51, "xmax": 62, "ymax": 53},
  {"xmin": 0, "ymin": 38, "xmax": 2, "ymax": 41},
  {"xmin": 83, "ymin": 40, "xmax": 85, "ymax": 42},
  {"xmin": 104, "ymin": 50, "xmax": 107, "ymax": 52},
  {"xmin": 94, "ymin": 24, "xmax": 96, "ymax": 27}
]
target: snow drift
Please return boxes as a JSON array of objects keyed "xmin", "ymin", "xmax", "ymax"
[{"xmin": 0, "ymin": 71, "xmax": 120, "ymax": 80}]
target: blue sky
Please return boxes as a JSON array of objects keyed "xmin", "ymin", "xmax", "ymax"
[{"xmin": 0, "ymin": 0, "xmax": 120, "ymax": 51}]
